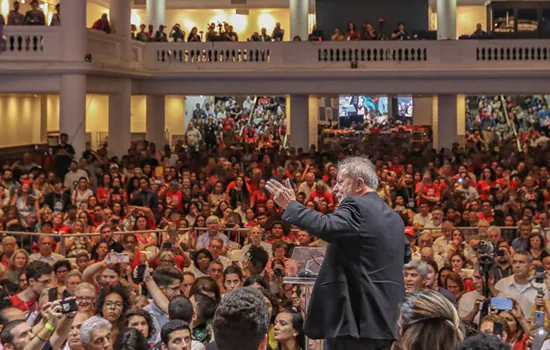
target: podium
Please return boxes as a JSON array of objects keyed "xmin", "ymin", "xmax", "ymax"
[{"xmin": 283, "ymin": 246, "xmax": 326, "ymax": 350}]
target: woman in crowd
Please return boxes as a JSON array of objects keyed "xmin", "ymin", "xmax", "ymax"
[
  {"xmin": 5, "ymin": 249, "xmax": 29, "ymax": 284},
  {"xmin": 76, "ymin": 282, "xmax": 96, "ymax": 313},
  {"xmin": 95, "ymin": 285, "xmax": 130, "ymax": 342},
  {"xmin": 208, "ymin": 182, "xmax": 226, "ymax": 213},
  {"xmin": 124, "ymin": 308, "xmax": 156, "ymax": 345},
  {"xmin": 133, "ymin": 215, "xmax": 158, "ymax": 253},
  {"xmin": 113, "ymin": 328, "xmax": 149, "ymax": 350},
  {"xmin": 96, "ymin": 173, "xmax": 112, "ymax": 206},
  {"xmin": 395, "ymin": 290, "xmax": 463, "ymax": 350},
  {"xmin": 11, "ymin": 180, "xmax": 39, "ymax": 229},
  {"xmin": 190, "ymin": 276, "xmax": 221, "ymax": 304},
  {"xmin": 497, "ymin": 304, "xmax": 530, "ymax": 348},
  {"xmin": 90, "ymin": 240, "xmax": 110, "ymax": 263},
  {"xmin": 188, "ymin": 27, "xmax": 201, "ymax": 42},
  {"xmin": 186, "ymin": 248, "xmax": 213, "ymax": 278},
  {"xmin": 331, "ymin": 28, "xmax": 345, "ymax": 41},
  {"xmin": 527, "ymin": 232, "xmax": 548, "ymax": 262},
  {"xmin": 274, "ymin": 308, "xmax": 305, "ymax": 350},
  {"xmin": 345, "ymin": 22, "xmax": 359, "ymax": 41},
  {"xmin": 443, "ymin": 271, "xmax": 466, "ymax": 302},
  {"xmin": 73, "ymin": 177, "xmax": 94, "ymax": 209},
  {"xmin": 480, "ymin": 314, "xmax": 512, "ymax": 344},
  {"xmin": 65, "ymin": 220, "xmax": 92, "ymax": 258},
  {"xmin": 223, "ymin": 265, "xmax": 244, "ymax": 294}
]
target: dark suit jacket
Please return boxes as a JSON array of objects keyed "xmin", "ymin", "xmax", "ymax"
[{"xmin": 282, "ymin": 193, "xmax": 410, "ymax": 341}]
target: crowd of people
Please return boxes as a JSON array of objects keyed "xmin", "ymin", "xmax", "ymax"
[
  {"xmin": 131, "ymin": 22, "xmax": 287, "ymax": 43},
  {"xmin": 466, "ymin": 95, "xmax": 550, "ymax": 151},
  {"xmin": 0, "ymin": 103, "xmax": 546, "ymax": 348},
  {"xmin": 183, "ymin": 96, "xmax": 287, "ymax": 152},
  {"xmin": 0, "ymin": 0, "xmax": 58, "ymax": 27}
]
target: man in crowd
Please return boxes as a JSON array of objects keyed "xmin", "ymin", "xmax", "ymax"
[
  {"xmin": 145, "ymin": 266, "xmax": 184, "ymax": 342},
  {"xmin": 29, "ymin": 236, "xmax": 65, "ymax": 264},
  {"xmin": 242, "ymin": 226, "xmax": 272, "ymax": 259},
  {"xmin": 80, "ymin": 316, "xmax": 112, "ymax": 350},
  {"xmin": 495, "ymin": 250, "xmax": 546, "ymax": 317},
  {"xmin": 404, "ymin": 260, "xmax": 429, "ymax": 293},
  {"xmin": 196, "ymin": 216, "xmax": 229, "ymax": 250},
  {"xmin": 10, "ymin": 261, "xmax": 52, "ymax": 316},
  {"xmin": 210, "ymin": 287, "xmax": 269, "ymax": 350},
  {"xmin": 160, "ymin": 320, "xmax": 192, "ymax": 350}
]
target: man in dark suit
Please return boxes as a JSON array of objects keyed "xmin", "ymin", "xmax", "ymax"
[{"xmin": 266, "ymin": 156, "xmax": 411, "ymax": 350}]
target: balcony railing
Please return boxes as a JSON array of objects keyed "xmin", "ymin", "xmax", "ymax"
[{"xmin": 1, "ymin": 26, "xmax": 550, "ymax": 72}]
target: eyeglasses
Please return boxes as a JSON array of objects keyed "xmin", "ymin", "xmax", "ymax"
[{"xmin": 105, "ymin": 301, "xmax": 123, "ymax": 309}]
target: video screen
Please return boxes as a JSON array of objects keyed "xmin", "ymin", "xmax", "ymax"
[
  {"xmin": 397, "ymin": 96, "xmax": 413, "ymax": 119},
  {"xmin": 338, "ymin": 95, "xmax": 388, "ymax": 128}
]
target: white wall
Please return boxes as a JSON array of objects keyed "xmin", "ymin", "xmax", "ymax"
[
  {"xmin": 413, "ymin": 96, "xmax": 434, "ymax": 126},
  {"xmin": 0, "ymin": 94, "xmax": 45, "ymax": 147}
]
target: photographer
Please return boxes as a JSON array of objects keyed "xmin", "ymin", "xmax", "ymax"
[
  {"xmin": 459, "ymin": 268, "xmax": 497, "ymax": 323},
  {"xmin": 493, "ymin": 241, "xmax": 513, "ymax": 282},
  {"xmin": 170, "ymin": 24, "xmax": 185, "ymax": 43}
]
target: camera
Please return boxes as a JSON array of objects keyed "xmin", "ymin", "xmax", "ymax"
[
  {"xmin": 61, "ymin": 298, "xmax": 78, "ymax": 314},
  {"xmin": 274, "ymin": 268, "xmax": 284, "ymax": 277},
  {"xmin": 496, "ymin": 249, "xmax": 505, "ymax": 257}
]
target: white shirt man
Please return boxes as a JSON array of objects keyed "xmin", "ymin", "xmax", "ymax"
[
  {"xmin": 412, "ymin": 203, "xmax": 432, "ymax": 228},
  {"xmin": 242, "ymin": 226, "xmax": 273, "ymax": 259},
  {"xmin": 495, "ymin": 251, "xmax": 548, "ymax": 317}
]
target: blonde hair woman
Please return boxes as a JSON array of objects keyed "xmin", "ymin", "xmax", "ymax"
[
  {"xmin": 395, "ymin": 290, "xmax": 464, "ymax": 350},
  {"xmin": 6, "ymin": 249, "xmax": 29, "ymax": 284}
]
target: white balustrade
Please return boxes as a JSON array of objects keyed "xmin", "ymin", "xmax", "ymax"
[
  {"xmin": 0, "ymin": 26, "xmax": 61, "ymax": 61},
  {"xmin": 1, "ymin": 27, "xmax": 550, "ymax": 73}
]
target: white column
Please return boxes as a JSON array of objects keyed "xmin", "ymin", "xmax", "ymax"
[
  {"xmin": 39, "ymin": 96, "xmax": 48, "ymax": 144},
  {"xmin": 308, "ymin": 95, "xmax": 319, "ymax": 148},
  {"xmin": 146, "ymin": 0, "xmax": 166, "ymax": 30},
  {"xmin": 61, "ymin": 0, "xmax": 87, "ymax": 62},
  {"xmin": 60, "ymin": 0, "xmax": 87, "ymax": 157},
  {"xmin": 109, "ymin": 0, "xmax": 132, "ymax": 64},
  {"xmin": 290, "ymin": 0, "xmax": 309, "ymax": 41},
  {"xmin": 435, "ymin": 94, "xmax": 458, "ymax": 150},
  {"xmin": 289, "ymin": 95, "xmax": 310, "ymax": 151},
  {"xmin": 437, "ymin": 0, "xmax": 457, "ymax": 40},
  {"xmin": 146, "ymin": 95, "xmax": 166, "ymax": 147},
  {"xmin": 109, "ymin": 79, "xmax": 132, "ymax": 158},
  {"xmin": 60, "ymin": 75, "xmax": 87, "ymax": 157}
]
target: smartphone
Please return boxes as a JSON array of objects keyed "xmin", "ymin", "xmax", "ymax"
[
  {"xmin": 134, "ymin": 264, "xmax": 147, "ymax": 284},
  {"xmin": 490, "ymin": 297, "xmax": 513, "ymax": 311},
  {"xmin": 535, "ymin": 265, "xmax": 545, "ymax": 284},
  {"xmin": 535, "ymin": 310, "xmax": 545, "ymax": 326},
  {"xmin": 48, "ymin": 288, "xmax": 58, "ymax": 302},
  {"xmin": 110, "ymin": 253, "xmax": 129, "ymax": 264},
  {"xmin": 162, "ymin": 242, "xmax": 174, "ymax": 250},
  {"xmin": 60, "ymin": 299, "xmax": 78, "ymax": 314},
  {"xmin": 493, "ymin": 321, "xmax": 503, "ymax": 337}
]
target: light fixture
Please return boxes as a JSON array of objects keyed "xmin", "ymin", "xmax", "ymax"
[{"xmin": 1, "ymin": 0, "xmax": 9, "ymax": 16}]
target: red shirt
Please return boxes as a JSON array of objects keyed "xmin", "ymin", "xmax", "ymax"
[
  {"xmin": 415, "ymin": 182, "xmax": 441, "ymax": 207},
  {"xmin": 10, "ymin": 295, "xmax": 38, "ymax": 314},
  {"xmin": 309, "ymin": 190, "xmax": 334, "ymax": 206},
  {"xmin": 164, "ymin": 189, "xmax": 184, "ymax": 213},
  {"xmin": 96, "ymin": 187, "xmax": 110, "ymax": 205},
  {"xmin": 476, "ymin": 180, "xmax": 494, "ymax": 200}
]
